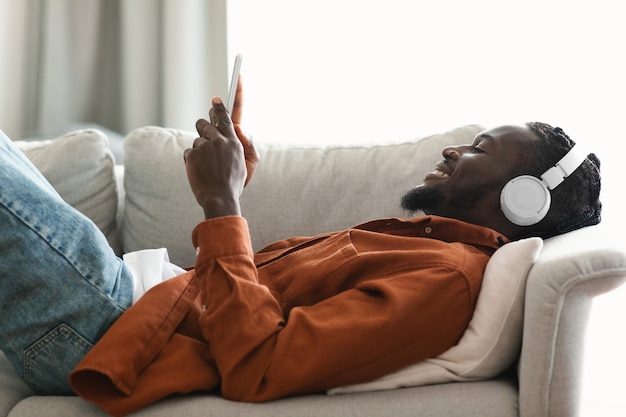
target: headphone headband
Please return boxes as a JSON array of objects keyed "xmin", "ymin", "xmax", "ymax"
[{"xmin": 540, "ymin": 145, "xmax": 587, "ymax": 190}]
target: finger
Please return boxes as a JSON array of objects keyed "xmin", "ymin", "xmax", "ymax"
[
  {"xmin": 209, "ymin": 107, "xmax": 218, "ymax": 126},
  {"xmin": 192, "ymin": 137, "xmax": 207, "ymax": 148},
  {"xmin": 184, "ymin": 136, "xmax": 210, "ymax": 163},
  {"xmin": 196, "ymin": 119, "xmax": 211, "ymax": 137},
  {"xmin": 211, "ymin": 97, "xmax": 233, "ymax": 129},
  {"xmin": 231, "ymin": 75, "xmax": 244, "ymax": 125}
]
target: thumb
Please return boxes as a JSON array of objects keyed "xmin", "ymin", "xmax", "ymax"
[{"xmin": 234, "ymin": 124, "xmax": 252, "ymax": 147}]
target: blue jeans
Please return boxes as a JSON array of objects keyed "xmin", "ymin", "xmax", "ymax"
[{"xmin": 0, "ymin": 130, "xmax": 133, "ymax": 394}]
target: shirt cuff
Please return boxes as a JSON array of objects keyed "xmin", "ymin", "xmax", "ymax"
[{"xmin": 192, "ymin": 216, "xmax": 253, "ymax": 260}]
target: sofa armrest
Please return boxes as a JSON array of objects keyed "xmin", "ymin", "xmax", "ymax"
[{"xmin": 518, "ymin": 228, "xmax": 626, "ymax": 417}]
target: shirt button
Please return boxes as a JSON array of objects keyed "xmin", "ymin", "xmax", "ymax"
[
  {"xmin": 201, "ymin": 305, "xmax": 207, "ymax": 313},
  {"xmin": 424, "ymin": 227, "xmax": 432, "ymax": 234}
]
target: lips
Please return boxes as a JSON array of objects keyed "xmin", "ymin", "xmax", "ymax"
[
  {"xmin": 423, "ymin": 161, "xmax": 454, "ymax": 182},
  {"xmin": 432, "ymin": 161, "xmax": 453, "ymax": 178},
  {"xmin": 431, "ymin": 169, "xmax": 450, "ymax": 178}
]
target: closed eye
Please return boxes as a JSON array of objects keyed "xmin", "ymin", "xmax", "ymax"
[
  {"xmin": 471, "ymin": 146, "xmax": 486, "ymax": 154},
  {"xmin": 470, "ymin": 133, "xmax": 493, "ymax": 154}
]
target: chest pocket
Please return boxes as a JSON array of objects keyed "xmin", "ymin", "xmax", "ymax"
[{"xmin": 259, "ymin": 231, "xmax": 358, "ymax": 306}]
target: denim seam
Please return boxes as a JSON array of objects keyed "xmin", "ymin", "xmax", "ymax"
[{"xmin": 0, "ymin": 197, "xmax": 116, "ymax": 302}]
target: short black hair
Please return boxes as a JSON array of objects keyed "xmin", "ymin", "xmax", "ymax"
[{"xmin": 515, "ymin": 122, "xmax": 602, "ymax": 239}]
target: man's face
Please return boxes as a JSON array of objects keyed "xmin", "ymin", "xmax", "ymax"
[{"xmin": 402, "ymin": 125, "xmax": 538, "ymax": 224}]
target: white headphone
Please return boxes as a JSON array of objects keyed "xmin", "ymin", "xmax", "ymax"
[{"xmin": 500, "ymin": 145, "xmax": 587, "ymax": 226}]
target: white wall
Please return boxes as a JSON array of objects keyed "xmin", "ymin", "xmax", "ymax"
[
  {"xmin": 226, "ymin": 0, "xmax": 623, "ymax": 219},
  {"xmin": 227, "ymin": 1, "xmax": 626, "ymax": 415}
]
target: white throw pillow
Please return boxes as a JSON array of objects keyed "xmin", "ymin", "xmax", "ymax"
[
  {"xmin": 16, "ymin": 129, "xmax": 120, "ymax": 253},
  {"xmin": 328, "ymin": 237, "xmax": 543, "ymax": 394}
]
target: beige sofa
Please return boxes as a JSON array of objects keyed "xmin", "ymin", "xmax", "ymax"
[{"xmin": 2, "ymin": 125, "xmax": 625, "ymax": 417}]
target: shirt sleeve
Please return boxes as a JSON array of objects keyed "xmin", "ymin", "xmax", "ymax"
[{"xmin": 192, "ymin": 216, "xmax": 475, "ymax": 402}]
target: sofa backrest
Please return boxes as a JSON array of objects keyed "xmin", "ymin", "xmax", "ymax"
[
  {"xmin": 122, "ymin": 125, "xmax": 484, "ymax": 266},
  {"xmin": 16, "ymin": 125, "xmax": 485, "ymax": 267}
]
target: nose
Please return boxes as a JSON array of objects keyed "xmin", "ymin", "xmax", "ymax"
[{"xmin": 442, "ymin": 146, "xmax": 461, "ymax": 160}]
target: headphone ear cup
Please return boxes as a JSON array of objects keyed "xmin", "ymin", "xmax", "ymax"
[{"xmin": 500, "ymin": 175, "xmax": 551, "ymax": 226}]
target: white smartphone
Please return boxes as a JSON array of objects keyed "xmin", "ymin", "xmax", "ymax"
[{"xmin": 226, "ymin": 54, "xmax": 243, "ymax": 114}]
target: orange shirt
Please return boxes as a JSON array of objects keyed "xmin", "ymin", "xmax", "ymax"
[{"xmin": 71, "ymin": 215, "xmax": 506, "ymax": 417}]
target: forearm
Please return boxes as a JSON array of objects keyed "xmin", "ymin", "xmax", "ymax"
[{"xmin": 192, "ymin": 217, "xmax": 286, "ymax": 396}]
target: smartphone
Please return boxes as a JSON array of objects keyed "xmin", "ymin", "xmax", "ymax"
[{"xmin": 226, "ymin": 54, "xmax": 243, "ymax": 114}]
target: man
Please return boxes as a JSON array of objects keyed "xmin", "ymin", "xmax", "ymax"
[{"xmin": 0, "ymin": 83, "xmax": 601, "ymax": 416}]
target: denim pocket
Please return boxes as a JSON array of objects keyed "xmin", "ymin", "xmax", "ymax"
[{"xmin": 23, "ymin": 324, "xmax": 93, "ymax": 395}]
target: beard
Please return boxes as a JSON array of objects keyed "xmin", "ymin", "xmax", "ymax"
[
  {"xmin": 400, "ymin": 186, "xmax": 441, "ymax": 215},
  {"xmin": 400, "ymin": 182, "xmax": 497, "ymax": 216}
]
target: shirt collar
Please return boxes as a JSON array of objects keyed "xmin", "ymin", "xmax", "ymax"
[{"xmin": 354, "ymin": 215, "xmax": 509, "ymax": 250}]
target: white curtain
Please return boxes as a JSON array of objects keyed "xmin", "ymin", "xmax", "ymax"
[{"xmin": 0, "ymin": 0, "xmax": 229, "ymax": 139}]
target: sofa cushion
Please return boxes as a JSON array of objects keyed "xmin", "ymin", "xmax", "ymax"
[
  {"xmin": 122, "ymin": 127, "xmax": 204, "ymax": 267},
  {"xmin": 122, "ymin": 125, "xmax": 484, "ymax": 266},
  {"xmin": 0, "ymin": 352, "xmax": 33, "ymax": 417},
  {"xmin": 328, "ymin": 237, "xmax": 543, "ymax": 394},
  {"xmin": 15, "ymin": 129, "xmax": 120, "ymax": 253}
]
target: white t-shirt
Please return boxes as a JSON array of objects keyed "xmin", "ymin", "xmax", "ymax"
[{"xmin": 123, "ymin": 248, "xmax": 186, "ymax": 304}]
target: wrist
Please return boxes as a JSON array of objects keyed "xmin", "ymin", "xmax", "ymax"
[{"xmin": 200, "ymin": 195, "xmax": 242, "ymax": 219}]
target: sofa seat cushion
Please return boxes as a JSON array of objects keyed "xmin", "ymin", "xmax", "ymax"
[
  {"xmin": 0, "ymin": 352, "xmax": 32, "ymax": 417},
  {"xmin": 5, "ymin": 372, "xmax": 518, "ymax": 417}
]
